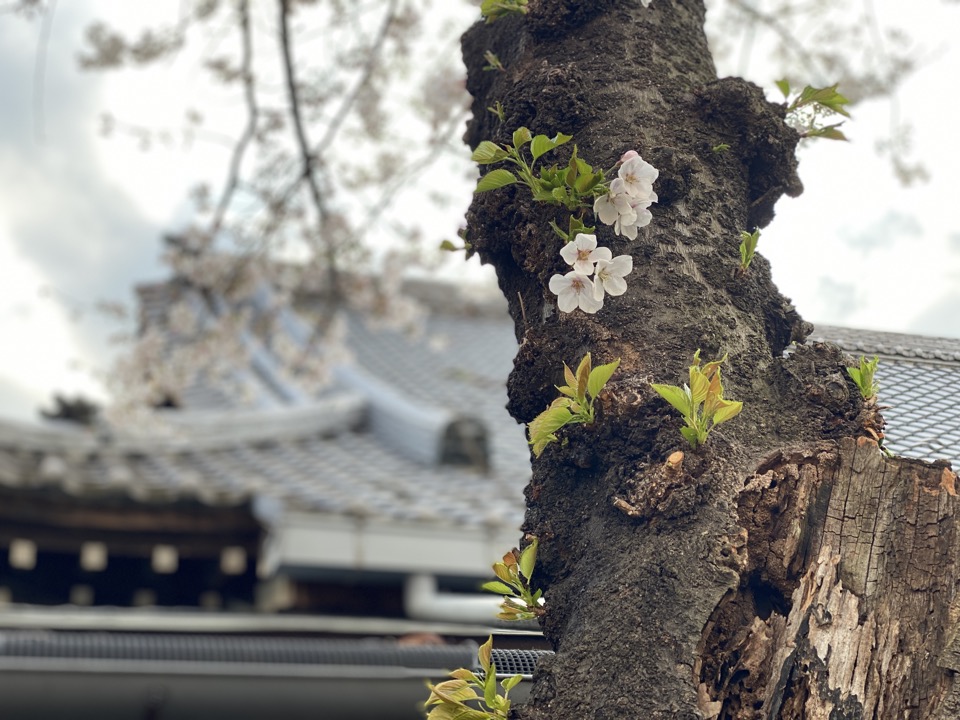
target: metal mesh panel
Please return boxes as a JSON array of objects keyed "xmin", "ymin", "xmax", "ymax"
[
  {"xmin": 489, "ymin": 648, "xmax": 549, "ymax": 677},
  {"xmin": 874, "ymin": 361, "xmax": 960, "ymax": 463},
  {"xmin": 810, "ymin": 325, "xmax": 960, "ymax": 464},
  {"xmin": 0, "ymin": 631, "xmax": 477, "ymax": 669}
]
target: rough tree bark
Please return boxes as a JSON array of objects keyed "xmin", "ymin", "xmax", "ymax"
[{"xmin": 460, "ymin": 2, "xmax": 960, "ymax": 718}]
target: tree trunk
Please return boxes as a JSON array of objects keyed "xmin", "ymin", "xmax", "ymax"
[{"xmin": 460, "ymin": 2, "xmax": 960, "ymax": 717}]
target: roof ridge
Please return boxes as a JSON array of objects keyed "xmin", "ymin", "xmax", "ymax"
[
  {"xmin": 811, "ymin": 323, "xmax": 960, "ymax": 364},
  {"xmin": 0, "ymin": 393, "xmax": 368, "ymax": 455}
]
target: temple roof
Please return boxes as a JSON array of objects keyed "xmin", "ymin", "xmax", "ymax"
[{"xmin": 0, "ymin": 279, "xmax": 956, "ymax": 538}]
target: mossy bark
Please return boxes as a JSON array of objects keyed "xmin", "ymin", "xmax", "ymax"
[{"xmin": 461, "ymin": 2, "xmax": 960, "ymax": 717}]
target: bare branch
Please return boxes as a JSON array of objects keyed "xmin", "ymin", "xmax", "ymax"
[
  {"xmin": 208, "ymin": 0, "xmax": 258, "ymax": 238},
  {"xmin": 267, "ymin": 0, "xmax": 400, "ymax": 226},
  {"xmin": 346, "ymin": 109, "xmax": 467, "ymax": 250},
  {"xmin": 32, "ymin": 0, "xmax": 56, "ymax": 144},
  {"xmin": 313, "ymin": 0, "xmax": 399, "ymax": 159},
  {"xmin": 728, "ymin": 0, "xmax": 826, "ymax": 82},
  {"xmin": 278, "ymin": 0, "xmax": 336, "ymax": 292}
]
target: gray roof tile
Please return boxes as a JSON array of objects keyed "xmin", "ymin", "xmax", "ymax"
[{"xmin": 812, "ymin": 324, "xmax": 960, "ymax": 463}]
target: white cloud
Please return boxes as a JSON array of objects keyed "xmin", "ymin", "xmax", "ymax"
[{"xmin": 0, "ymin": 238, "xmax": 107, "ymax": 422}]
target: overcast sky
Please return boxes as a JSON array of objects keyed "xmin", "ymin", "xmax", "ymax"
[{"xmin": 1, "ymin": 1, "xmax": 958, "ymax": 424}]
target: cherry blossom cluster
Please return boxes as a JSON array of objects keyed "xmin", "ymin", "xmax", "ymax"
[
  {"xmin": 549, "ymin": 234, "xmax": 634, "ymax": 314},
  {"xmin": 593, "ymin": 150, "xmax": 659, "ymax": 240}
]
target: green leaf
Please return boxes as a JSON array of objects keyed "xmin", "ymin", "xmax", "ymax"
[
  {"xmin": 587, "ymin": 358, "xmax": 620, "ymax": 399},
  {"xmin": 428, "ymin": 679, "xmax": 480, "ymax": 705},
  {"xmin": 680, "ymin": 425, "xmax": 701, "ymax": 449},
  {"xmin": 529, "ymin": 135, "xmax": 551, "ymax": 161},
  {"xmin": 651, "ymin": 383, "xmax": 691, "ymax": 416},
  {"xmin": 476, "ymin": 168, "xmax": 518, "ymax": 193},
  {"xmin": 700, "ymin": 353, "xmax": 726, "ymax": 380},
  {"xmin": 482, "ymin": 580, "xmax": 516, "ymax": 595},
  {"xmin": 480, "ymin": 0, "xmax": 529, "ymax": 23},
  {"xmin": 483, "ymin": 662, "xmax": 498, "ymax": 707},
  {"xmin": 567, "ymin": 215, "xmax": 595, "ymax": 237},
  {"xmin": 426, "ymin": 705, "xmax": 489, "ymax": 720},
  {"xmin": 689, "ymin": 369, "xmax": 710, "ymax": 406},
  {"xmin": 565, "ymin": 145, "xmax": 579, "ymax": 186},
  {"xmin": 492, "ymin": 561, "xmax": 514, "ymax": 584},
  {"xmin": 531, "ymin": 434, "xmax": 556, "ymax": 458},
  {"xmin": 471, "ymin": 141, "xmax": 508, "ymax": 164},
  {"xmin": 518, "ymin": 537, "xmax": 537, "ymax": 581},
  {"xmin": 775, "ymin": 78, "xmax": 790, "ymax": 98},
  {"xmin": 528, "ymin": 406, "xmax": 574, "ymax": 440},
  {"xmin": 548, "ymin": 219, "xmax": 569, "ymax": 242},
  {"xmin": 478, "ymin": 636, "xmax": 493, "ymax": 673},
  {"xmin": 536, "ymin": 165, "xmax": 563, "ymax": 188},
  {"xmin": 425, "ymin": 705, "xmax": 459, "ymax": 720},
  {"xmin": 806, "ymin": 85, "xmax": 851, "ymax": 116},
  {"xmin": 575, "ymin": 353, "xmax": 592, "ymax": 400},
  {"xmin": 450, "ymin": 668, "xmax": 480, "ymax": 683},
  {"xmin": 711, "ymin": 399, "xmax": 742, "ymax": 425},
  {"xmin": 512, "ymin": 126, "xmax": 532, "ymax": 149},
  {"xmin": 794, "ymin": 84, "xmax": 851, "ymax": 117},
  {"xmin": 847, "ymin": 356, "xmax": 879, "ymax": 398},
  {"xmin": 809, "ymin": 124, "xmax": 847, "ymax": 141},
  {"xmin": 555, "ymin": 384, "xmax": 576, "ymax": 398},
  {"xmin": 501, "ymin": 674, "xmax": 523, "ymax": 692},
  {"xmin": 574, "ymin": 170, "xmax": 601, "ymax": 193},
  {"xmin": 530, "ymin": 132, "xmax": 572, "ymax": 161},
  {"xmin": 551, "ymin": 385, "xmax": 577, "ymax": 400}
]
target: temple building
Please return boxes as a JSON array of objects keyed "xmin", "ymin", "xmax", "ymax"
[{"xmin": 0, "ymin": 268, "xmax": 957, "ymax": 719}]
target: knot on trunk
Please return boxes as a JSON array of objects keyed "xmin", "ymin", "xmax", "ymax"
[{"xmin": 697, "ymin": 77, "xmax": 803, "ymax": 229}]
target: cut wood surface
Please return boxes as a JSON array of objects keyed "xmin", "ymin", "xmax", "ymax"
[{"xmin": 702, "ymin": 437, "xmax": 960, "ymax": 718}]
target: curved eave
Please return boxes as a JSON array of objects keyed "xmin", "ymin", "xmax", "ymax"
[{"xmin": 0, "ymin": 393, "xmax": 368, "ymax": 455}]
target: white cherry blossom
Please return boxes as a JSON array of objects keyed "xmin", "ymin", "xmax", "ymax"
[
  {"xmin": 594, "ymin": 151, "xmax": 659, "ymax": 238},
  {"xmin": 593, "ymin": 189, "xmax": 636, "ymax": 227},
  {"xmin": 559, "ymin": 233, "xmax": 612, "ymax": 275},
  {"xmin": 615, "ymin": 198, "xmax": 653, "ymax": 240},
  {"xmin": 549, "ymin": 271, "xmax": 603, "ymax": 314},
  {"xmin": 593, "ymin": 256, "xmax": 634, "ymax": 300},
  {"xmin": 618, "ymin": 155, "xmax": 659, "ymax": 200}
]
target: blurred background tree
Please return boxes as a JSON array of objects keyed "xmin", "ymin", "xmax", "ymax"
[{"xmin": 1, "ymin": 0, "xmax": 957, "ymax": 421}]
